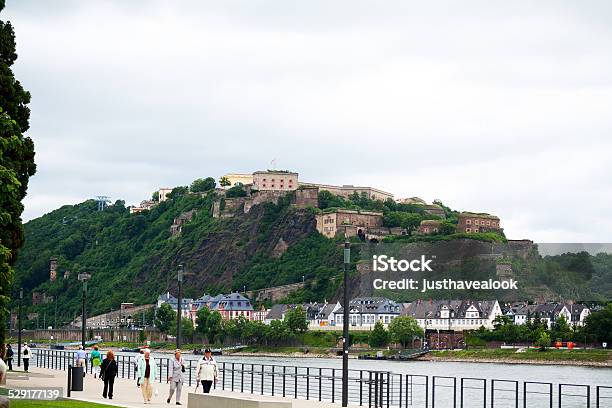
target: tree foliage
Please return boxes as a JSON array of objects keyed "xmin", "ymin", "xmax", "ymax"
[
  {"xmin": 155, "ymin": 303, "xmax": 175, "ymax": 334},
  {"xmin": 369, "ymin": 321, "xmax": 390, "ymax": 347},
  {"xmin": 388, "ymin": 316, "xmax": 423, "ymax": 348},
  {"xmin": 190, "ymin": 177, "xmax": 216, "ymax": 193},
  {"xmin": 284, "ymin": 306, "xmax": 308, "ymax": 333},
  {"xmin": 0, "ymin": 3, "xmax": 36, "ymax": 346}
]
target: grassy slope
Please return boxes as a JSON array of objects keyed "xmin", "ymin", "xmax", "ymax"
[{"xmin": 429, "ymin": 348, "xmax": 612, "ymax": 363}]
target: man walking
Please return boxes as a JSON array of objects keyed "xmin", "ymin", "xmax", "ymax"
[
  {"xmin": 5, "ymin": 345, "xmax": 13, "ymax": 371},
  {"xmin": 166, "ymin": 349, "xmax": 185, "ymax": 405},
  {"xmin": 195, "ymin": 349, "xmax": 218, "ymax": 393}
]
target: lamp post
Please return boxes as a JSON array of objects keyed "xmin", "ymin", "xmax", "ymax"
[
  {"xmin": 342, "ymin": 237, "xmax": 350, "ymax": 407},
  {"xmin": 176, "ymin": 264, "xmax": 184, "ymax": 349},
  {"xmin": 78, "ymin": 273, "xmax": 91, "ymax": 349},
  {"xmin": 17, "ymin": 288, "xmax": 23, "ymax": 367}
]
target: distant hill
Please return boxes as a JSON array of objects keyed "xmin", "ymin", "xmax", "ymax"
[{"xmin": 13, "ymin": 188, "xmax": 611, "ymax": 327}]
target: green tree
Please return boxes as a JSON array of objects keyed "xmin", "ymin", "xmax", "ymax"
[
  {"xmin": 154, "ymin": 303, "xmax": 176, "ymax": 334},
  {"xmin": 551, "ymin": 315, "xmax": 572, "ymax": 342},
  {"xmin": 139, "ymin": 329, "xmax": 146, "ymax": 343},
  {"xmin": 369, "ymin": 321, "xmax": 390, "ymax": 347},
  {"xmin": 206, "ymin": 311, "xmax": 223, "ymax": 344},
  {"xmin": 225, "ymin": 184, "xmax": 247, "ymax": 198},
  {"xmin": 190, "ymin": 177, "xmax": 216, "ymax": 193},
  {"xmin": 284, "ymin": 306, "xmax": 309, "ymax": 333},
  {"xmin": 168, "ymin": 186, "xmax": 188, "ymax": 199},
  {"xmin": 388, "ymin": 316, "xmax": 423, "ymax": 348},
  {"xmin": 195, "ymin": 307, "xmax": 212, "ymax": 337},
  {"xmin": 152, "ymin": 191, "xmax": 159, "ymax": 201},
  {"xmin": 536, "ymin": 331, "xmax": 551, "ymax": 350},
  {"xmin": 0, "ymin": 3, "xmax": 36, "ymax": 347},
  {"xmin": 583, "ymin": 303, "xmax": 612, "ymax": 345},
  {"xmin": 219, "ymin": 176, "xmax": 231, "ymax": 188}
]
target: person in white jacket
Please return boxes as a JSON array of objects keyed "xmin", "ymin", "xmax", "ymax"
[{"xmin": 195, "ymin": 349, "xmax": 218, "ymax": 394}]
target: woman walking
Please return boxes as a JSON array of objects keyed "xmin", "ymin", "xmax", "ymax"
[
  {"xmin": 166, "ymin": 349, "xmax": 185, "ymax": 405},
  {"xmin": 195, "ymin": 349, "xmax": 218, "ymax": 393},
  {"xmin": 137, "ymin": 349, "xmax": 157, "ymax": 404},
  {"xmin": 90, "ymin": 346, "xmax": 102, "ymax": 378},
  {"xmin": 100, "ymin": 350, "xmax": 118, "ymax": 400}
]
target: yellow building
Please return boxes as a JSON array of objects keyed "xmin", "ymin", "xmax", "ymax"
[{"xmin": 221, "ymin": 173, "xmax": 253, "ymax": 188}]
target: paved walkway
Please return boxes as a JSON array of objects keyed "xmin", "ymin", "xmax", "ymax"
[{"xmin": 4, "ymin": 367, "xmax": 356, "ymax": 408}]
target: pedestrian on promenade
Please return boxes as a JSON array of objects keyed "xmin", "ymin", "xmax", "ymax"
[
  {"xmin": 166, "ymin": 349, "xmax": 185, "ymax": 405},
  {"xmin": 22, "ymin": 343, "xmax": 30, "ymax": 372},
  {"xmin": 75, "ymin": 345, "xmax": 87, "ymax": 376},
  {"xmin": 195, "ymin": 348, "xmax": 218, "ymax": 394},
  {"xmin": 90, "ymin": 346, "xmax": 102, "ymax": 378},
  {"xmin": 138, "ymin": 349, "xmax": 157, "ymax": 404},
  {"xmin": 4, "ymin": 344, "xmax": 12, "ymax": 371},
  {"xmin": 100, "ymin": 350, "xmax": 118, "ymax": 400},
  {"xmin": 135, "ymin": 348, "xmax": 145, "ymax": 387}
]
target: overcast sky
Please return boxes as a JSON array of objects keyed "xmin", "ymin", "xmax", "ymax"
[{"xmin": 4, "ymin": 1, "xmax": 612, "ymax": 242}]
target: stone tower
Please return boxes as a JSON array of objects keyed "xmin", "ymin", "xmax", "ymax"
[{"xmin": 50, "ymin": 257, "xmax": 57, "ymax": 281}]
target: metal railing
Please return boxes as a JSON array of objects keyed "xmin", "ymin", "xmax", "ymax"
[{"xmin": 31, "ymin": 349, "xmax": 606, "ymax": 408}]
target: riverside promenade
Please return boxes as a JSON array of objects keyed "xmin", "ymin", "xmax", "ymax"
[{"xmin": 5, "ymin": 367, "xmax": 356, "ymax": 408}]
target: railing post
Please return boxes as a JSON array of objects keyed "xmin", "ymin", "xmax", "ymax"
[
  {"xmin": 222, "ymin": 362, "xmax": 226, "ymax": 390},
  {"xmin": 250, "ymin": 364, "xmax": 254, "ymax": 393},
  {"xmin": 360, "ymin": 370, "xmax": 364, "ymax": 406},
  {"xmin": 587, "ymin": 386, "xmax": 591, "ymax": 408},
  {"xmin": 515, "ymin": 381, "xmax": 519, "ymax": 408},
  {"xmin": 294, "ymin": 366, "xmax": 298, "ymax": 399},
  {"xmin": 558, "ymin": 384, "xmax": 561, "ymax": 408},
  {"xmin": 332, "ymin": 368, "xmax": 336, "ymax": 403},
  {"xmin": 67, "ymin": 364, "xmax": 72, "ymax": 398},
  {"xmin": 369, "ymin": 372, "xmax": 373, "ymax": 408},
  {"xmin": 307, "ymin": 367, "xmax": 310, "ymax": 400},
  {"xmin": 319, "ymin": 368, "xmax": 322, "ymax": 402},
  {"xmin": 387, "ymin": 372, "xmax": 391, "ymax": 408},
  {"xmin": 261, "ymin": 364, "xmax": 264, "ymax": 395},
  {"xmin": 241, "ymin": 363, "xmax": 244, "ymax": 393},
  {"xmin": 231, "ymin": 362, "xmax": 235, "ymax": 391},
  {"xmin": 272, "ymin": 365, "xmax": 275, "ymax": 396},
  {"xmin": 432, "ymin": 376, "xmax": 436, "ymax": 408}
]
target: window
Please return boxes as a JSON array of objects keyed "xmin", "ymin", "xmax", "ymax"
[
  {"xmin": 475, "ymin": 220, "xmax": 479, "ymax": 225},
  {"xmin": 466, "ymin": 228, "xmax": 471, "ymax": 233},
  {"xmin": 487, "ymin": 221, "xmax": 491, "ymax": 226},
  {"xmin": 467, "ymin": 219, "xmax": 472, "ymax": 225}
]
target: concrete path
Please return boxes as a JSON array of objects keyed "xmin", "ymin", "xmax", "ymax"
[{"xmin": 4, "ymin": 367, "xmax": 357, "ymax": 408}]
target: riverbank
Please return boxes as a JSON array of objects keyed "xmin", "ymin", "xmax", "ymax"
[{"xmin": 420, "ymin": 348, "xmax": 612, "ymax": 367}]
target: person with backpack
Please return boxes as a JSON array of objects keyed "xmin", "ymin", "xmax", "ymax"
[
  {"xmin": 5, "ymin": 345, "xmax": 13, "ymax": 371},
  {"xmin": 22, "ymin": 343, "xmax": 30, "ymax": 372},
  {"xmin": 90, "ymin": 346, "xmax": 102, "ymax": 378},
  {"xmin": 100, "ymin": 350, "xmax": 118, "ymax": 400}
]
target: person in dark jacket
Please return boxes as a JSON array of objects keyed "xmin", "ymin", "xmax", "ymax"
[
  {"xmin": 5, "ymin": 345, "xmax": 13, "ymax": 371},
  {"xmin": 100, "ymin": 350, "xmax": 118, "ymax": 399}
]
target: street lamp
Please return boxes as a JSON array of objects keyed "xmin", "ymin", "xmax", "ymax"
[
  {"xmin": 176, "ymin": 264, "xmax": 184, "ymax": 349},
  {"xmin": 78, "ymin": 273, "xmax": 91, "ymax": 349},
  {"xmin": 17, "ymin": 288, "xmax": 23, "ymax": 367},
  {"xmin": 342, "ymin": 237, "xmax": 350, "ymax": 407}
]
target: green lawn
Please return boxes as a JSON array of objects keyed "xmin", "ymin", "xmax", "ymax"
[
  {"xmin": 430, "ymin": 348, "xmax": 612, "ymax": 363},
  {"xmin": 8, "ymin": 399, "xmax": 119, "ymax": 408}
]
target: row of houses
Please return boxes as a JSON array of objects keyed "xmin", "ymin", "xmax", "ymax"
[{"xmin": 157, "ymin": 293, "xmax": 591, "ymax": 332}]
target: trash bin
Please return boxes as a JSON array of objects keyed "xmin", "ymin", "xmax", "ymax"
[{"xmin": 71, "ymin": 366, "xmax": 84, "ymax": 391}]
